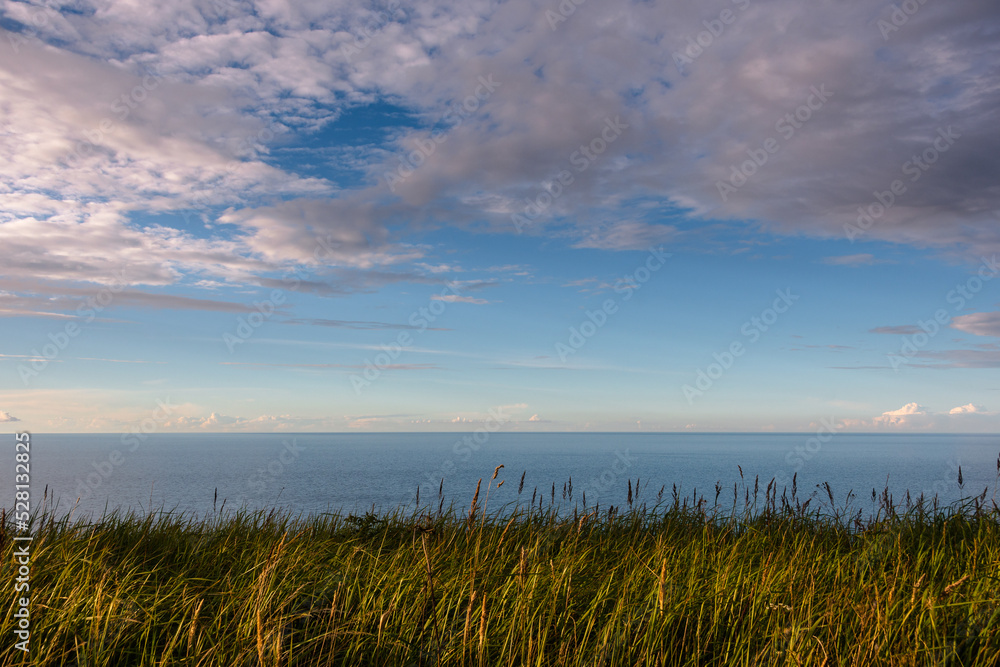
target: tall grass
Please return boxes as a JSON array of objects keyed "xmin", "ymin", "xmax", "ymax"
[{"xmin": 3, "ymin": 464, "xmax": 999, "ymax": 666}]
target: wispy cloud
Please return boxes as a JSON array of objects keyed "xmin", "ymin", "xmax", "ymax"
[
  {"xmin": 219, "ymin": 362, "xmax": 441, "ymax": 371},
  {"xmin": 572, "ymin": 222, "xmax": 676, "ymax": 251},
  {"xmin": 951, "ymin": 312, "xmax": 1000, "ymax": 337},
  {"xmin": 431, "ymin": 295, "xmax": 489, "ymax": 304},
  {"xmin": 870, "ymin": 325, "xmax": 923, "ymax": 335},
  {"xmin": 822, "ymin": 254, "xmax": 893, "ymax": 267},
  {"xmin": 282, "ymin": 318, "xmax": 450, "ymax": 331}
]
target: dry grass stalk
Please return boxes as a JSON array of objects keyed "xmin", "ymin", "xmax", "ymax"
[
  {"xmin": 943, "ymin": 574, "xmax": 970, "ymax": 597},
  {"xmin": 463, "ymin": 590, "xmax": 477, "ymax": 649},
  {"xmin": 657, "ymin": 558, "xmax": 666, "ymax": 613},
  {"xmin": 468, "ymin": 478, "xmax": 482, "ymax": 526},
  {"xmin": 478, "ymin": 594, "xmax": 487, "ymax": 652},
  {"xmin": 187, "ymin": 597, "xmax": 203, "ymax": 655}
]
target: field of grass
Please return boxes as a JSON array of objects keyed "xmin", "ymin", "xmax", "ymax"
[{"xmin": 3, "ymin": 466, "xmax": 1000, "ymax": 666}]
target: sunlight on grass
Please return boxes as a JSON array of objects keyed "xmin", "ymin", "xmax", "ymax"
[{"xmin": 3, "ymin": 466, "xmax": 999, "ymax": 666}]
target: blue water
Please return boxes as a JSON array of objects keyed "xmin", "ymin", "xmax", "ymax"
[{"xmin": 3, "ymin": 432, "xmax": 998, "ymax": 520}]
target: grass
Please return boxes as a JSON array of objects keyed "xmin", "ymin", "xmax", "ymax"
[{"xmin": 3, "ymin": 463, "xmax": 1000, "ymax": 666}]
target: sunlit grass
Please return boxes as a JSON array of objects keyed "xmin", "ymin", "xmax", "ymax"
[{"xmin": 3, "ymin": 465, "xmax": 1000, "ymax": 666}]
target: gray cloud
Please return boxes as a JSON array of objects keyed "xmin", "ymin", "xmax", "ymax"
[
  {"xmin": 2, "ymin": 0, "xmax": 998, "ymax": 308},
  {"xmin": 0, "ymin": 277, "xmax": 284, "ymax": 316}
]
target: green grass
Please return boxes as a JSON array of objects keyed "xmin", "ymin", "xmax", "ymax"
[{"xmin": 3, "ymin": 468, "xmax": 1000, "ymax": 666}]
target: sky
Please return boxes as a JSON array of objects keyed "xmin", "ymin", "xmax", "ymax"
[{"xmin": 0, "ymin": 0, "xmax": 998, "ymax": 434}]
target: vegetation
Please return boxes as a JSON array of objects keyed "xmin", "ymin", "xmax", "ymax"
[{"xmin": 3, "ymin": 464, "xmax": 1000, "ymax": 666}]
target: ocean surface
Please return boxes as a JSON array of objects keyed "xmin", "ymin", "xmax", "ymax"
[{"xmin": 4, "ymin": 432, "xmax": 999, "ymax": 521}]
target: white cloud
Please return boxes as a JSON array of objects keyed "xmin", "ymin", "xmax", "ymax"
[
  {"xmin": 1, "ymin": 0, "xmax": 998, "ymax": 315},
  {"xmin": 872, "ymin": 402, "xmax": 928, "ymax": 428},
  {"xmin": 0, "ymin": 410, "xmax": 21, "ymax": 422},
  {"xmin": 163, "ymin": 412, "xmax": 308, "ymax": 431},
  {"xmin": 949, "ymin": 403, "xmax": 987, "ymax": 415},
  {"xmin": 851, "ymin": 402, "xmax": 996, "ymax": 430}
]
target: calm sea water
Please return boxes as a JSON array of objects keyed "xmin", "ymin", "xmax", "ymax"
[{"xmin": 4, "ymin": 432, "xmax": 999, "ymax": 520}]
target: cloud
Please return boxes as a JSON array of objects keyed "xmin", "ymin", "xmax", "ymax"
[
  {"xmin": 872, "ymin": 402, "xmax": 928, "ymax": 427},
  {"xmin": 282, "ymin": 318, "xmax": 450, "ymax": 331},
  {"xmin": 870, "ymin": 325, "xmax": 923, "ymax": 335},
  {"xmin": 949, "ymin": 403, "xmax": 987, "ymax": 415},
  {"xmin": 528, "ymin": 413, "xmax": 540, "ymax": 421},
  {"xmin": 0, "ymin": 411, "xmax": 21, "ymax": 422},
  {"xmin": 822, "ymin": 254, "xmax": 892, "ymax": 267},
  {"xmin": 0, "ymin": 277, "xmax": 280, "ymax": 317},
  {"xmin": 2, "ymin": 0, "xmax": 999, "ymax": 319},
  {"xmin": 572, "ymin": 221, "xmax": 676, "ymax": 251},
  {"xmin": 951, "ymin": 312, "xmax": 1000, "ymax": 338},
  {"xmin": 901, "ymin": 349, "xmax": 1000, "ymax": 369},
  {"xmin": 0, "ymin": 33, "xmax": 332, "ymax": 290},
  {"xmin": 563, "ymin": 277, "xmax": 599, "ymax": 288},
  {"xmin": 431, "ymin": 294, "xmax": 489, "ymax": 304},
  {"xmin": 416, "ymin": 263, "xmax": 462, "ymax": 274},
  {"xmin": 216, "ymin": 198, "xmax": 422, "ymax": 269},
  {"xmin": 163, "ymin": 412, "xmax": 311, "ymax": 431},
  {"xmin": 219, "ymin": 362, "xmax": 441, "ymax": 371},
  {"xmin": 849, "ymin": 402, "xmax": 996, "ymax": 430}
]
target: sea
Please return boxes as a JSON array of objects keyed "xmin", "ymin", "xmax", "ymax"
[{"xmin": 5, "ymin": 432, "xmax": 999, "ymax": 521}]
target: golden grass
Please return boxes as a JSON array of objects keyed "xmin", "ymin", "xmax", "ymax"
[{"xmin": 2, "ymin": 469, "xmax": 999, "ymax": 665}]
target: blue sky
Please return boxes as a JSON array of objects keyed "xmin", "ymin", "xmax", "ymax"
[{"xmin": 0, "ymin": 0, "xmax": 998, "ymax": 433}]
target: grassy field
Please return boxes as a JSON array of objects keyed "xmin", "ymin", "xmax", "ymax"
[{"xmin": 3, "ymin": 467, "xmax": 1000, "ymax": 666}]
